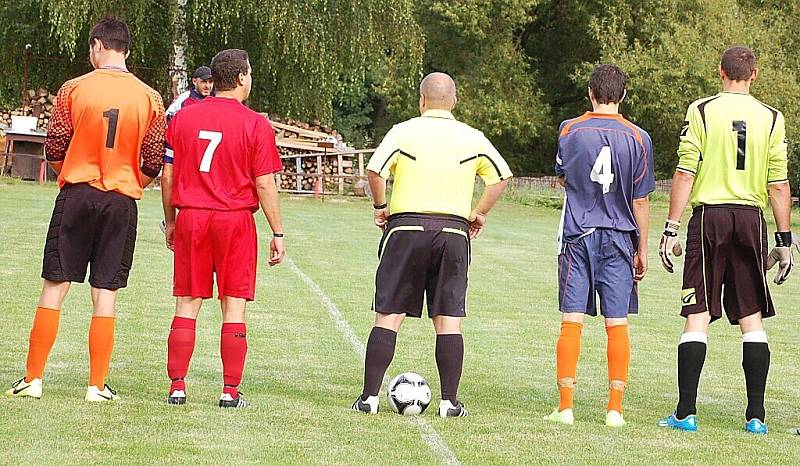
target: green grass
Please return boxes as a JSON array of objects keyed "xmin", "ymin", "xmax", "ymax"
[{"xmin": 1, "ymin": 179, "xmax": 800, "ymax": 464}]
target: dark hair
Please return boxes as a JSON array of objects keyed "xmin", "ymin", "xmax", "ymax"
[
  {"xmin": 211, "ymin": 49, "xmax": 250, "ymax": 91},
  {"xmin": 721, "ymin": 46, "xmax": 756, "ymax": 81},
  {"xmin": 88, "ymin": 17, "xmax": 130, "ymax": 54},
  {"xmin": 589, "ymin": 64, "xmax": 628, "ymax": 104}
]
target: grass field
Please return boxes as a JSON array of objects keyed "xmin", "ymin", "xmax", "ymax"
[{"xmin": 2, "ymin": 179, "xmax": 800, "ymax": 465}]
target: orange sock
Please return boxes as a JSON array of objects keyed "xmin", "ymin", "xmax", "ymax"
[
  {"xmin": 556, "ymin": 321, "xmax": 582, "ymax": 410},
  {"xmin": 25, "ymin": 307, "xmax": 61, "ymax": 381},
  {"xmin": 606, "ymin": 324, "xmax": 630, "ymax": 413},
  {"xmin": 88, "ymin": 316, "xmax": 116, "ymax": 388}
]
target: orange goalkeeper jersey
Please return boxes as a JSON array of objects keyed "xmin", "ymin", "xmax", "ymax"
[{"xmin": 45, "ymin": 68, "xmax": 166, "ymax": 200}]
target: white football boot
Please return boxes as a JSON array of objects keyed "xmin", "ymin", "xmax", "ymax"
[
  {"xmin": 85, "ymin": 384, "xmax": 119, "ymax": 402},
  {"xmin": 5, "ymin": 377, "xmax": 43, "ymax": 399},
  {"xmin": 544, "ymin": 408, "xmax": 574, "ymax": 425},
  {"xmin": 439, "ymin": 400, "xmax": 468, "ymax": 417},
  {"xmin": 351, "ymin": 395, "xmax": 379, "ymax": 414},
  {"xmin": 605, "ymin": 410, "xmax": 626, "ymax": 427}
]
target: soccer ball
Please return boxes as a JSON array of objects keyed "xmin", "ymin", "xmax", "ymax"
[{"xmin": 387, "ymin": 372, "xmax": 431, "ymax": 415}]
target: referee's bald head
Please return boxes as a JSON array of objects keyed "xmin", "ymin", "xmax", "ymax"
[{"xmin": 419, "ymin": 72, "xmax": 457, "ymax": 112}]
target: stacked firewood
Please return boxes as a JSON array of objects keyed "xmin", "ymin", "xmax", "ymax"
[
  {"xmin": 0, "ymin": 88, "xmax": 55, "ymax": 129},
  {"xmin": 268, "ymin": 115, "xmax": 343, "ymax": 145},
  {"xmin": 278, "ymin": 156, "xmax": 356, "ymax": 191},
  {"xmin": 261, "ymin": 113, "xmax": 361, "ymax": 192}
]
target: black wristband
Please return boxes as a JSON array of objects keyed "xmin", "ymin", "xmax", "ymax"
[
  {"xmin": 373, "ymin": 203, "xmax": 387, "ymax": 210},
  {"xmin": 273, "ymin": 232, "xmax": 284, "ymax": 238},
  {"xmin": 775, "ymin": 231, "xmax": 792, "ymax": 247}
]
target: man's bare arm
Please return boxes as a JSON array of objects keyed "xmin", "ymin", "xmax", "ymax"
[
  {"xmin": 256, "ymin": 174, "xmax": 284, "ymax": 234},
  {"xmin": 48, "ymin": 161, "xmax": 64, "ymax": 175},
  {"xmin": 368, "ymin": 170, "xmax": 387, "ymax": 206},
  {"xmin": 368, "ymin": 170, "xmax": 389, "ymax": 230},
  {"xmin": 667, "ymin": 171, "xmax": 695, "ymax": 222},
  {"xmin": 632, "ymin": 196, "xmax": 650, "ymax": 281},
  {"xmin": 161, "ymin": 163, "xmax": 175, "ymax": 223},
  {"xmin": 768, "ymin": 182, "xmax": 792, "ymax": 232},
  {"xmin": 472, "ymin": 180, "xmax": 509, "ymax": 218}
]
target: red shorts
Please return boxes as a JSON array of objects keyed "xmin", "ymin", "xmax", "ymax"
[{"xmin": 173, "ymin": 208, "xmax": 257, "ymax": 301}]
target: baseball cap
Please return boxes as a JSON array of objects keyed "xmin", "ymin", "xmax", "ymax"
[{"xmin": 192, "ymin": 66, "xmax": 212, "ymax": 80}]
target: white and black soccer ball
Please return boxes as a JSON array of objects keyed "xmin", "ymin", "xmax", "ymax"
[{"xmin": 387, "ymin": 372, "xmax": 432, "ymax": 415}]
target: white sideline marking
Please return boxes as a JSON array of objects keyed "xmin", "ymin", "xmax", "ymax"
[{"xmin": 286, "ymin": 257, "xmax": 460, "ymax": 466}]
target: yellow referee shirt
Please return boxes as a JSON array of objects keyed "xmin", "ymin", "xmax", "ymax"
[
  {"xmin": 367, "ymin": 109, "xmax": 513, "ymax": 219},
  {"xmin": 677, "ymin": 91, "xmax": 788, "ymax": 209}
]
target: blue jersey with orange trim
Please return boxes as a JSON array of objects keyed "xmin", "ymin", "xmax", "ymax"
[{"xmin": 555, "ymin": 112, "xmax": 655, "ymax": 248}]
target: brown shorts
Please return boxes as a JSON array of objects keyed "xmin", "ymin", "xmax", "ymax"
[{"xmin": 681, "ymin": 204, "xmax": 774, "ymax": 324}]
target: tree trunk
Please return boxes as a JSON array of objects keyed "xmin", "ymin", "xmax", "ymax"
[{"xmin": 170, "ymin": 0, "xmax": 189, "ymax": 99}]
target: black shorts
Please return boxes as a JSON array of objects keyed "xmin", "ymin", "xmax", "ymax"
[
  {"xmin": 373, "ymin": 213, "xmax": 470, "ymax": 318},
  {"xmin": 681, "ymin": 204, "xmax": 774, "ymax": 325},
  {"xmin": 42, "ymin": 183, "xmax": 138, "ymax": 290}
]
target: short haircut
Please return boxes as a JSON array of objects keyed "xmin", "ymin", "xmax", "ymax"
[
  {"xmin": 211, "ymin": 49, "xmax": 250, "ymax": 91},
  {"xmin": 589, "ymin": 64, "xmax": 628, "ymax": 105},
  {"xmin": 721, "ymin": 46, "xmax": 756, "ymax": 81},
  {"xmin": 88, "ymin": 17, "xmax": 130, "ymax": 54}
]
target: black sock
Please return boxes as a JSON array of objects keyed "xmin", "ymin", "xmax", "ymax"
[
  {"xmin": 361, "ymin": 327, "xmax": 397, "ymax": 399},
  {"xmin": 435, "ymin": 334, "xmax": 464, "ymax": 405},
  {"xmin": 676, "ymin": 341, "xmax": 707, "ymax": 419},
  {"xmin": 742, "ymin": 342, "xmax": 770, "ymax": 422}
]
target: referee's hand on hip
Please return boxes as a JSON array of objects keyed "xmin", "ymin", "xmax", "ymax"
[
  {"xmin": 374, "ymin": 207, "xmax": 389, "ymax": 231},
  {"xmin": 468, "ymin": 211, "xmax": 486, "ymax": 239}
]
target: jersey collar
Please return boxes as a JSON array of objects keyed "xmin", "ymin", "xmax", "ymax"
[
  {"xmin": 584, "ymin": 111, "xmax": 623, "ymax": 119},
  {"xmin": 99, "ymin": 65, "xmax": 129, "ymax": 73},
  {"xmin": 421, "ymin": 109, "xmax": 455, "ymax": 120}
]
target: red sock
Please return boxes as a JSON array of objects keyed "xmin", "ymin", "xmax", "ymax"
[
  {"xmin": 221, "ymin": 323, "xmax": 247, "ymax": 398},
  {"xmin": 167, "ymin": 316, "xmax": 197, "ymax": 392}
]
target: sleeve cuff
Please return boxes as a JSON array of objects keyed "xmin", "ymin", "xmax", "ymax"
[
  {"xmin": 253, "ymin": 167, "xmax": 279, "ymax": 178},
  {"xmin": 676, "ymin": 167, "xmax": 696, "ymax": 176},
  {"xmin": 768, "ymin": 179, "xmax": 789, "ymax": 185},
  {"xmin": 141, "ymin": 165, "xmax": 162, "ymax": 178}
]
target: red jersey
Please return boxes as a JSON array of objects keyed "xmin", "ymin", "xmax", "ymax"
[{"xmin": 166, "ymin": 97, "xmax": 281, "ymax": 211}]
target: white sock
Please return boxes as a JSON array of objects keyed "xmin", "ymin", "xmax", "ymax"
[
  {"xmin": 680, "ymin": 331, "xmax": 708, "ymax": 345},
  {"xmin": 742, "ymin": 330, "xmax": 768, "ymax": 344}
]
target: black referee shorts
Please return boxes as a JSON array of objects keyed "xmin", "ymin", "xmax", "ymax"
[
  {"xmin": 373, "ymin": 213, "xmax": 470, "ymax": 318},
  {"xmin": 42, "ymin": 183, "xmax": 138, "ymax": 290}
]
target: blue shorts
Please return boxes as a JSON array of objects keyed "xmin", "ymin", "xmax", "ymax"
[{"xmin": 558, "ymin": 229, "xmax": 638, "ymax": 318}]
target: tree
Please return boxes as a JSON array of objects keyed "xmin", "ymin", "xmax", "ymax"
[
  {"xmin": 581, "ymin": 0, "xmax": 800, "ymax": 178},
  {"xmin": 2, "ymin": 0, "xmax": 423, "ymax": 123},
  {"xmin": 409, "ymin": 0, "xmax": 549, "ymax": 173}
]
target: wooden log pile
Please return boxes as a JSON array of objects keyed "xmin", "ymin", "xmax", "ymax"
[
  {"xmin": 0, "ymin": 88, "xmax": 56, "ymax": 129},
  {"xmin": 262, "ymin": 113, "xmax": 362, "ymax": 193},
  {"xmin": 277, "ymin": 156, "xmax": 356, "ymax": 192},
  {"xmin": 1, "ymin": 91, "xmax": 370, "ymax": 195}
]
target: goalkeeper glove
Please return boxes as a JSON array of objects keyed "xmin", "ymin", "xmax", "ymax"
[
  {"xmin": 766, "ymin": 231, "xmax": 794, "ymax": 285},
  {"xmin": 659, "ymin": 219, "xmax": 683, "ymax": 273}
]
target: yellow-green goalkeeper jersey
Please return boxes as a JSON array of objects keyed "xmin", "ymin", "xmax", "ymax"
[{"xmin": 676, "ymin": 91, "xmax": 788, "ymax": 209}]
